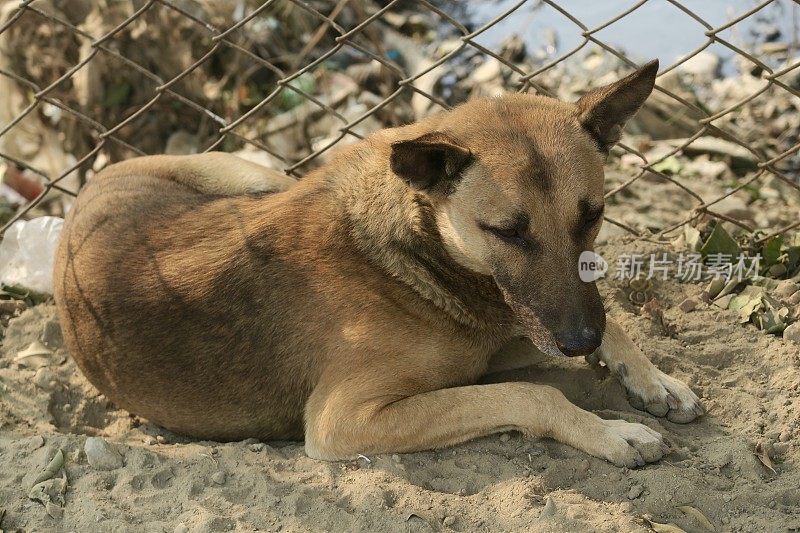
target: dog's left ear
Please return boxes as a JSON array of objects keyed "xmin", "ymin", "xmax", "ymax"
[
  {"xmin": 390, "ymin": 132, "xmax": 472, "ymax": 190},
  {"xmin": 577, "ymin": 59, "xmax": 659, "ymax": 153}
]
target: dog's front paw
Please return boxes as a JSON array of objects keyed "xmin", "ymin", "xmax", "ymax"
[
  {"xmin": 591, "ymin": 419, "xmax": 667, "ymax": 468},
  {"xmin": 616, "ymin": 364, "xmax": 705, "ymax": 423}
]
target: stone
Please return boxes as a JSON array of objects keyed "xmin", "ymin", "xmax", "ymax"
[
  {"xmin": 775, "ymin": 280, "xmax": 799, "ymax": 299},
  {"xmin": 627, "ymin": 484, "xmax": 644, "ymax": 500},
  {"xmin": 211, "ymin": 471, "xmax": 226, "ymax": 485},
  {"xmin": 679, "ymin": 297, "xmax": 699, "ymax": 313},
  {"xmin": 784, "ymin": 322, "xmax": 800, "ymax": 344},
  {"xmin": 84, "ymin": 437, "xmax": 123, "ymax": 471}
]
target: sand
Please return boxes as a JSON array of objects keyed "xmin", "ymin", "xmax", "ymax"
[{"xmin": 1, "ymin": 238, "xmax": 799, "ymax": 533}]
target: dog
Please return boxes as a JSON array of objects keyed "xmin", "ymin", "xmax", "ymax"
[{"xmin": 54, "ymin": 59, "xmax": 704, "ymax": 467}]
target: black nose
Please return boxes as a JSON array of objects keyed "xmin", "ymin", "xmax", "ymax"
[{"xmin": 555, "ymin": 327, "xmax": 602, "ymax": 357}]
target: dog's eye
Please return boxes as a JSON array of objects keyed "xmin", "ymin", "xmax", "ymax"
[
  {"xmin": 483, "ymin": 225, "xmax": 527, "ymax": 246},
  {"xmin": 584, "ymin": 207, "xmax": 604, "ymax": 226}
]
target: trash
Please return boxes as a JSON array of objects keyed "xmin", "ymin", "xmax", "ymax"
[{"xmin": 0, "ymin": 217, "xmax": 63, "ymax": 294}]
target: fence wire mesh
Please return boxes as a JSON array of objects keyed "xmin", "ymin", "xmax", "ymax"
[{"xmin": 0, "ymin": 0, "xmax": 798, "ymax": 244}]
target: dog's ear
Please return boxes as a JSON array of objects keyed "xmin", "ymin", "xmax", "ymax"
[
  {"xmin": 576, "ymin": 59, "xmax": 658, "ymax": 153},
  {"xmin": 390, "ymin": 132, "xmax": 472, "ymax": 190}
]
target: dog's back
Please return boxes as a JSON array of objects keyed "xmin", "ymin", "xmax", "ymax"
[{"xmin": 54, "ymin": 168, "xmax": 348, "ymax": 439}]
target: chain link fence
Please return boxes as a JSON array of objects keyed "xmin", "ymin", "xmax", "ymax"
[{"xmin": 0, "ymin": 0, "xmax": 798, "ymax": 245}]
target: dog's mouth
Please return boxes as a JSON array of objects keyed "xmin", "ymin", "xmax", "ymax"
[{"xmin": 500, "ymin": 289, "xmax": 565, "ymax": 358}]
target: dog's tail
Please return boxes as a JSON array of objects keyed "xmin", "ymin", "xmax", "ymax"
[{"xmin": 93, "ymin": 152, "xmax": 297, "ymax": 196}]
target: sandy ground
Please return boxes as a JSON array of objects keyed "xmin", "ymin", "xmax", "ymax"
[{"xmin": 1, "ymin": 238, "xmax": 799, "ymax": 533}]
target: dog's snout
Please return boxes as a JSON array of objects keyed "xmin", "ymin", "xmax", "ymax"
[{"xmin": 555, "ymin": 326, "xmax": 602, "ymax": 357}]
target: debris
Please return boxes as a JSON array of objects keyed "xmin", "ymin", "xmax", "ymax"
[
  {"xmin": 45, "ymin": 501, "xmax": 64, "ymax": 519},
  {"xmin": 14, "ymin": 340, "xmax": 54, "ymax": 369},
  {"xmin": 677, "ymin": 505, "xmax": 715, "ymax": 531},
  {"xmin": 84, "ymin": 437, "xmax": 124, "ymax": 471},
  {"xmin": 540, "ymin": 496, "xmax": 556, "ymax": 518},
  {"xmin": 641, "ymin": 299, "xmax": 677, "ymax": 337},
  {"xmin": 755, "ymin": 441, "xmax": 777, "ymax": 475},
  {"xmin": 0, "ymin": 217, "xmax": 64, "ymax": 294},
  {"xmin": 642, "ymin": 514, "xmax": 688, "ymax": 533},
  {"xmin": 28, "ymin": 477, "xmax": 67, "ymax": 507},
  {"xmin": 784, "ymin": 323, "xmax": 800, "ymax": 344},
  {"xmin": 32, "ymin": 449, "xmax": 64, "ymax": 486},
  {"xmin": 627, "ymin": 484, "xmax": 645, "ymax": 500},
  {"xmin": 678, "ymin": 297, "xmax": 698, "ymax": 312}
]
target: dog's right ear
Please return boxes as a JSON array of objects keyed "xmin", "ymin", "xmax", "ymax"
[
  {"xmin": 577, "ymin": 59, "xmax": 658, "ymax": 153},
  {"xmin": 390, "ymin": 132, "xmax": 473, "ymax": 190}
]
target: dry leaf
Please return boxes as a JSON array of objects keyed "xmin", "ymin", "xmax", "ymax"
[
  {"xmin": 642, "ymin": 514, "xmax": 688, "ymax": 533},
  {"xmin": 755, "ymin": 441, "xmax": 777, "ymax": 474},
  {"xmin": 32, "ymin": 449, "xmax": 64, "ymax": 485},
  {"xmin": 677, "ymin": 505, "xmax": 715, "ymax": 531}
]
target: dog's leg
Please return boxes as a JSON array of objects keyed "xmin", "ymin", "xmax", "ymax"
[
  {"xmin": 589, "ymin": 319, "xmax": 704, "ymax": 423},
  {"xmin": 305, "ymin": 380, "xmax": 666, "ymax": 467},
  {"xmin": 97, "ymin": 152, "xmax": 296, "ymax": 195}
]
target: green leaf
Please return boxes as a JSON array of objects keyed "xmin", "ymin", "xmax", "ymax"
[
  {"xmin": 761, "ymin": 236, "xmax": 783, "ymax": 267},
  {"xmin": 102, "ymin": 82, "xmax": 131, "ymax": 108},
  {"xmin": 700, "ymin": 222, "xmax": 740, "ymax": 258}
]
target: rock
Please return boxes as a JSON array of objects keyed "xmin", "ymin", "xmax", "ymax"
[
  {"xmin": 784, "ymin": 322, "xmax": 800, "ymax": 344},
  {"xmin": 679, "ymin": 297, "xmax": 699, "ymax": 313},
  {"xmin": 776, "ymin": 281, "xmax": 800, "ymax": 299},
  {"xmin": 45, "ymin": 501, "xmax": 64, "ymax": 519},
  {"xmin": 779, "ymin": 430, "xmax": 791, "ymax": 442},
  {"xmin": 627, "ymin": 484, "xmax": 644, "ymax": 500},
  {"xmin": 391, "ymin": 454, "xmax": 402, "ymax": 464},
  {"xmin": 499, "ymin": 433, "xmax": 510, "ymax": 443},
  {"xmin": 33, "ymin": 368, "xmax": 57, "ymax": 390},
  {"xmin": 41, "ymin": 318, "xmax": 63, "ymax": 349},
  {"xmin": 443, "ymin": 515, "xmax": 456, "ymax": 527},
  {"xmin": 144, "ymin": 436, "xmax": 156, "ymax": 446},
  {"xmin": 25, "ymin": 435, "xmax": 45, "ymax": 451},
  {"xmin": 540, "ymin": 497, "xmax": 556, "ymax": 518},
  {"xmin": 211, "ymin": 471, "xmax": 226, "ymax": 485},
  {"xmin": 84, "ymin": 437, "xmax": 123, "ymax": 471},
  {"xmin": 773, "ymin": 442, "xmax": 790, "ymax": 456},
  {"xmin": 174, "ymin": 523, "xmax": 189, "ymax": 533},
  {"xmin": 249, "ymin": 443, "xmax": 265, "ymax": 452},
  {"xmin": 789, "ymin": 292, "xmax": 800, "ymax": 306}
]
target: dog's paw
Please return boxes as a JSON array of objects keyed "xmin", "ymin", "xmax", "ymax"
[
  {"xmin": 592, "ymin": 419, "xmax": 667, "ymax": 468},
  {"xmin": 617, "ymin": 364, "xmax": 705, "ymax": 423}
]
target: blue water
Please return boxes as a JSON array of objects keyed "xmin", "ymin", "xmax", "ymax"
[{"xmin": 464, "ymin": 0, "xmax": 799, "ymax": 74}]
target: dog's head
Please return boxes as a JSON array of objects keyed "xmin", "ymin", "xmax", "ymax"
[{"xmin": 390, "ymin": 61, "xmax": 657, "ymax": 357}]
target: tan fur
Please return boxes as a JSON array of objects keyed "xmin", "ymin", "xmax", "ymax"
[{"xmin": 54, "ymin": 61, "xmax": 703, "ymax": 467}]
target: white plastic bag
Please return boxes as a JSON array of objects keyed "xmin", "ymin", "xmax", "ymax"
[{"xmin": 0, "ymin": 216, "xmax": 63, "ymax": 294}]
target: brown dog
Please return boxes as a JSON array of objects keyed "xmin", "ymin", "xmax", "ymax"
[{"xmin": 54, "ymin": 59, "xmax": 704, "ymax": 467}]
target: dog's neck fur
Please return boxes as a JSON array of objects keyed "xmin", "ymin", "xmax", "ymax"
[{"xmin": 330, "ymin": 140, "xmax": 511, "ymax": 333}]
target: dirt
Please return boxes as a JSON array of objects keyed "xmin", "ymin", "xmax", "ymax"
[{"xmin": 1, "ymin": 237, "xmax": 799, "ymax": 533}]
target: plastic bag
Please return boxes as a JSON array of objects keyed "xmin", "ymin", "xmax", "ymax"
[{"xmin": 0, "ymin": 216, "xmax": 63, "ymax": 294}]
